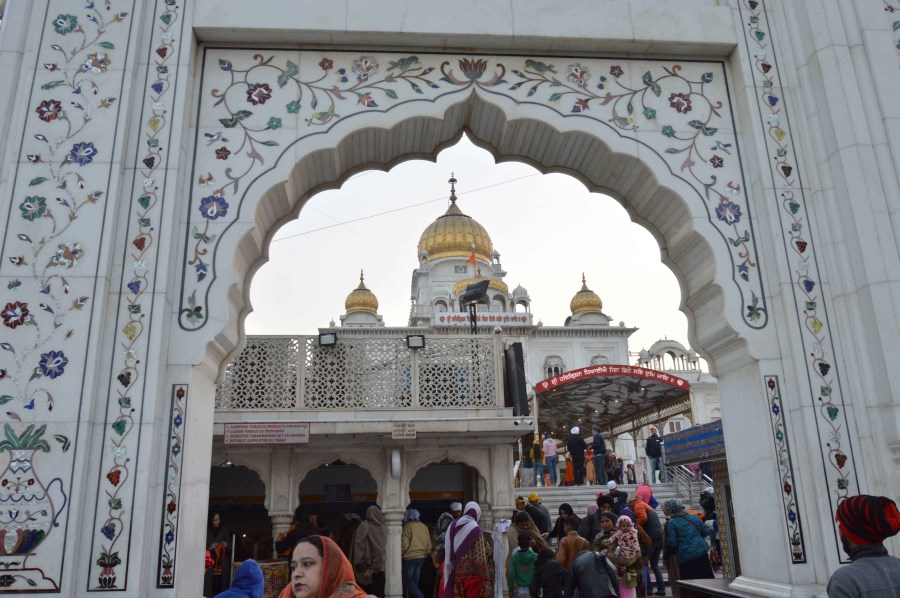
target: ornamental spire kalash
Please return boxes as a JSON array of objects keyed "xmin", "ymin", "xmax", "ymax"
[
  {"xmin": 340, "ymin": 270, "xmax": 384, "ymax": 327},
  {"xmin": 569, "ymin": 273, "xmax": 603, "ymax": 315},
  {"xmin": 416, "ymin": 174, "xmax": 494, "ymax": 263}
]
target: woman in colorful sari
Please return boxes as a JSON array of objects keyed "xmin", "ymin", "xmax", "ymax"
[
  {"xmin": 278, "ymin": 535, "xmax": 376, "ymax": 598},
  {"xmin": 443, "ymin": 501, "xmax": 494, "ymax": 598}
]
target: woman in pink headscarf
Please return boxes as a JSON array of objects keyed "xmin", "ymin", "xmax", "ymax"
[{"xmin": 443, "ymin": 501, "xmax": 493, "ymax": 598}]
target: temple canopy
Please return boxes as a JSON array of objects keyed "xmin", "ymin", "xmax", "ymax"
[{"xmin": 534, "ymin": 364, "xmax": 692, "ymax": 437}]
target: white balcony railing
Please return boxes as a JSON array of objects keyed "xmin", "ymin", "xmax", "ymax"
[{"xmin": 215, "ymin": 334, "xmax": 503, "ymax": 410}]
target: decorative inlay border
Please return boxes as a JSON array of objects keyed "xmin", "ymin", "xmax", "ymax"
[
  {"xmin": 156, "ymin": 385, "xmax": 187, "ymax": 588},
  {"xmin": 884, "ymin": 1, "xmax": 900, "ymax": 66},
  {"xmin": 87, "ymin": 0, "xmax": 183, "ymax": 590},
  {"xmin": 764, "ymin": 375, "xmax": 806, "ymax": 564},
  {"xmin": 179, "ymin": 51, "xmax": 768, "ymax": 333},
  {"xmin": 739, "ymin": 0, "xmax": 858, "ymax": 561},
  {"xmin": 0, "ymin": 1, "xmax": 132, "ymax": 591}
]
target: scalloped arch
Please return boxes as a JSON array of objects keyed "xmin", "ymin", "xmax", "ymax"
[{"xmin": 187, "ymin": 90, "xmax": 752, "ymax": 379}]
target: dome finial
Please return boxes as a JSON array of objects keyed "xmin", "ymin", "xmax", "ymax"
[
  {"xmin": 448, "ymin": 172, "xmax": 457, "ymax": 204},
  {"xmin": 360, "ymin": 269, "xmax": 365, "ymax": 284}
]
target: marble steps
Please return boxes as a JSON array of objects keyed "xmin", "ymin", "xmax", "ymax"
[{"xmin": 516, "ymin": 483, "xmax": 690, "ymax": 524}]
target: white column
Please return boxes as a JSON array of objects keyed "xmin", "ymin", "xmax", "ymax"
[
  {"xmin": 270, "ymin": 513, "xmax": 294, "ymax": 553},
  {"xmin": 383, "ymin": 508, "xmax": 405, "ymax": 598}
]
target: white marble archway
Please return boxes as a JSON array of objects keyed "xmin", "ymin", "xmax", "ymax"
[{"xmin": 1, "ymin": 2, "xmax": 897, "ymax": 597}]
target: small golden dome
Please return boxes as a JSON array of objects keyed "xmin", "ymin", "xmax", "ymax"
[
  {"xmin": 345, "ymin": 271, "xmax": 379, "ymax": 314},
  {"xmin": 570, "ymin": 274, "xmax": 603, "ymax": 315},
  {"xmin": 452, "ymin": 275, "xmax": 509, "ymax": 296},
  {"xmin": 417, "ymin": 175, "xmax": 493, "ymax": 262}
]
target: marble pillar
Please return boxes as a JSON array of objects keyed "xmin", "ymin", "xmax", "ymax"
[
  {"xmin": 270, "ymin": 513, "xmax": 294, "ymax": 554},
  {"xmin": 383, "ymin": 508, "xmax": 405, "ymax": 598}
]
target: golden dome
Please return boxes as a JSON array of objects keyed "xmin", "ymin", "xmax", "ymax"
[
  {"xmin": 570, "ymin": 274, "xmax": 603, "ymax": 315},
  {"xmin": 452, "ymin": 276, "xmax": 509, "ymax": 296},
  {"xmin": 417, "ymin": 176, "xmax": 493, "ymax": 262},
  {"xmin": 345, "ymin": 271, "xmax": 379, "ymax": 314}
]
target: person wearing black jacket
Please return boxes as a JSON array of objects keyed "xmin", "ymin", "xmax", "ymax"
[
  {"xmin": 645, "ymin": 427, "xmax": 665, "ymax": 483},
  {"xmin": 566, "ymin": 549, "xmax": 620, "ymax": 598},
  {"xmin": 530, "ymin": 547, "xmax": 568, "ymax": 598},
  {"xmin": 591, "ymin": 428, "xmax": 608, "ymax": 485},
  {"xmin": 567, "ymin": 427, "xmax": 588, "ymax": 486}
]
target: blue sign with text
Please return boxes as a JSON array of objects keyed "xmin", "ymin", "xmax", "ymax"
[{"xmin": 664, "ymin": 420, "xmax": 726, "ymax": 465}]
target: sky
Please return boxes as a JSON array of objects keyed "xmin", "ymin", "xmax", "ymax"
[{"xmin": 245, "ymin": 134, "xmax": 695, "ymax": 359}]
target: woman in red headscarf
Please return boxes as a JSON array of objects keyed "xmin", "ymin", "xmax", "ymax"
[
  {"xmin": 443, "ymin": 501, "xmax": 494, "ymax": 598},
  {"xmin": 278, "ymin": 535, "xmax": 375, "ymax": 598}
]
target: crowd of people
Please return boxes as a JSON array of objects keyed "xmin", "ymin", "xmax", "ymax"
[
  {"xmin": 207, "ymin": 490, "xmax": 900, "ymax": 598},
  {"xmin": 529, "ymin": 428, "xmax": 650, "ymax": 489}
]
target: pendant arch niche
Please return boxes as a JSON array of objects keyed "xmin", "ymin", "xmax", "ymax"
[{"xmin": 163, "ymin": 49, "xmax": 849, "ymax": 596}]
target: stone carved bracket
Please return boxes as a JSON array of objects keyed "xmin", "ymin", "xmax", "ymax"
[{"xmin": 178, "ymin": 50, "xmax": 768, "ymax": 334}]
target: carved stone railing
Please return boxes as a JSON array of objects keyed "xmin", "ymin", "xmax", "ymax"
[{"xmin": 215, "ymin": 334, "xmax": 502, "ymax": 410}]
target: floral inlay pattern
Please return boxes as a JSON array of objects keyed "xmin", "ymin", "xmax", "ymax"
[
  {"xmin": 740, "ymin": 0, "xmax": 858, "ymax": 561},
  {"xmin": 0, "ymin": 1, "xmax": 131, "ymax": 591},
  {"xmin": 765, "ymin": 376, "xmax": 806, "ymax": 563},
  {"xmin": 180, "ymin": 51, "xmax": 766, "ymax": 331},
  {"xmin": 156, "ymin": 385, "xmax": 187, "ymax": 588},
  {"xmin": 87, "ymin": 0, "xmax": 183, "ymax": 590},
  {"xmin": 885, "ymin": 1, "xmax": 900, "ymax": 65}
]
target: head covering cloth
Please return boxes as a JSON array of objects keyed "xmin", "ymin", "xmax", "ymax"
[
  {"xmin": 663, "ymin": 498, "xmax": 685, "ymax": 516},
  {"xmin": 403, "ymin": 508, "xmax": 421, "ymax": 524},
  {"xmin": 278, "ymin": 535, "xmax": 368, "ymax": 598},
  {"xmin": 836, "ymin": 495, "xmax": 900, "ymax": 546},
  {"xmin": 443, "ymin": 501, "xmax": 483, "ymax": 598}
]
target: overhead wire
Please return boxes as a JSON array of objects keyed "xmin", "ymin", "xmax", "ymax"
[{"xmin": 272, "ymin": 172, "xmax": 540, "ymax": 242}]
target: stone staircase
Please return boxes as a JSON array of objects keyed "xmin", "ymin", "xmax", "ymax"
[{"xmin": 515, "ymin": 483, "xmax": 686, "ymax": 522}]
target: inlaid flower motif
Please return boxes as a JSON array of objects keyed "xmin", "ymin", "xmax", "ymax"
[
  {"xmin": 319, "ymin": 58, "xmax": 333, "ymax": 71},
  {"xmin": 19, "ymin": 196, "xmax": 47, "ymax": 221},
  {"xmin": 165, "ymin": 531, "xmax": 174, "ymax": 544},
  {"xmin": 246, "ymin": 83, "xmax": 272, "ymax": 105},
  {"xmin": 167, "ymin": 499, "xmax": 177, "ymax": 514},
  {"xmin": 458, "ymin": 58, "xmax": 488, "ymax": 81},
  {"xmin": 199, "ymin": 194, "xmax": 229, "ymax": 220},
  {"xmin": 35, "ymin": 99, "xmax": 63, "ymax": 122},
  {"xmin": 351, "ymin": 56, "xmax": 379, "ymax": 82},
  {"xmin": 715, "ymin": 201, "xmax": 742, "ymax": 224},
  {"xmin": 174, "ymin": 414, "xmax": 183, "ymax": 427},
  {"xmin": 215, "ymin": 147, "xmax": 231, "ymax": 160},
  {"xmin": 267, "ymin": 117, "xmax": 282, "ymax": 130},
  {"xmin": 661, "ymin": 125, "xmax": 676, "ymax": 138},
  {"xmin": 39, "ymin": 349, "xmax": 69, "ymax": 379},
  {"xmin": 53, "ymin": 14, "xmax": 79, "ymax": 34},
  {"xmin": 2, "ymin": 301, "xmax": 29, "ymax": 329},
  {"xmin": 609, "ymin": 65, "xmax": 624, "ymax": 78},
  {"xmin": 101, "ymin": 523, "xmax": 116, "ymax": 540},
  {"xmin": 566, "ymin": 63, "xmax": 591, "ymax": 88},
  {"xmin": 81, "ymin": 52, "xmax": 111, "ymax": 74},
  {"xmin": 668, "ymin": 92, "xmax": 692, "ymax": 114},
  {"xmin": 49, "ymin": 242, "xmax": 84, "ymax": 268},
  {"xmin": 771, "ymin": 403, "xmax": 780, "ymax": 415},
  {"xmin": 710, "ymin": 155, "xmax": 724, "ymax": 168},
  {"xmin": 70, "ymin": 141, "xmax": 98, "ymax": 166}
]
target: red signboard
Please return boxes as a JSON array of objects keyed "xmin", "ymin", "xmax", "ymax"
[
  {"xmin": 224, "ymin": 422, "xmax": 310, "ymax": 445},
  {"xmin": 536, "ymin": 365, "xmax": 690, "ymax": 393}
]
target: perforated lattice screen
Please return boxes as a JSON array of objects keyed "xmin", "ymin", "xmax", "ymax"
[{"xmin": 216, "ymin": 337, "xmax": 299, "ymax": 409}]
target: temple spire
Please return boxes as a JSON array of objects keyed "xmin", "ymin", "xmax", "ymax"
[{"xmin": 448, "ymin": 172, "xmax": 457, "ymax": 204}]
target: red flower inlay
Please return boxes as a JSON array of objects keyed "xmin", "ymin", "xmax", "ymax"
[
  {"xmin": 2, "ymin": 301, "xmax": 29, "ymax": 329},
  {"xmin": 668, "ymin": 92, "xmax": 692, "ymax": 114},
  {"xmin": 246, "ymin": 83, "xmax": 272, "ymax": 105},
  {"xmin": 35, "ymin": 99, "xmax": 62, "ymax": 122}
]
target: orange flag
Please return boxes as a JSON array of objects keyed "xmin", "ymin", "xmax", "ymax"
[{"xmin": 466, "ymin": 251, "xmax": 476, "ymax": 266}]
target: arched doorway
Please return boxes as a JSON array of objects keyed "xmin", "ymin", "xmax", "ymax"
[
  {"xmin": 207, "ymin": 464, "xmax": 271, "ymax": 593},
  {"xmin": 168, "ymin": 56, "xmax": 851, "ymax": 595},
  {"xmin": 297, "ymin": 461, "xmax": 378, "ymax": 541},
  {"xmin": 407, "ymin": 460, "xmax": 480, "ymax": 527}
]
